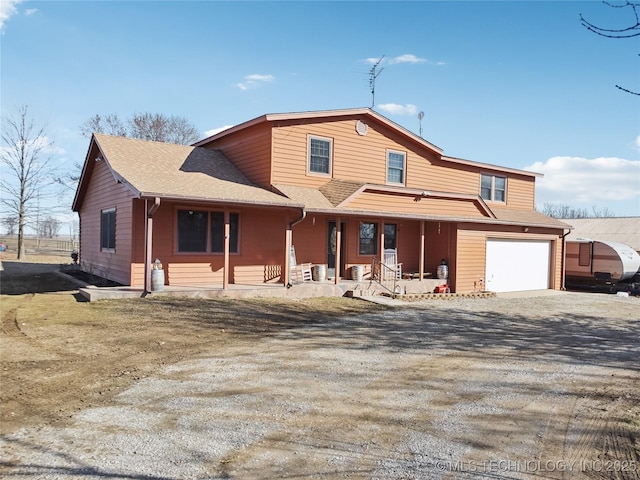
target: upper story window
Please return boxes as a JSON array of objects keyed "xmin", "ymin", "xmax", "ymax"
[
  {"xmin": 177, "ymin": 209, "xmax": 239, "ymax": 253},
  {"xmin": 100, "ymin": 208, "xmax": 116, "ymax": 251},
  {"xmin": 480, "ymin": 174, "xmax": 506, "ymax": 202},
  {"xmin": 387, "ymin": 151, "xmax": 406, "ymax": 184},
  {"xmin": 308, "ymin": 136, "xmax": 332, "ymax": 175}
]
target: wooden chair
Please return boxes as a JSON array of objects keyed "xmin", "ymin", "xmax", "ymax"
[
  {"xmin": 290, "ymin": 245, "xmax": 312, "ymax": 283},
  {"xmin": 383, "ymin": 248, "xmax": 402, "ymax": 280}
]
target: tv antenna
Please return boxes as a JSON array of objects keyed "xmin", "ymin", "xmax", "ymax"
[
  {"xmin": 369, "ymin": 55, "xmax": 385, "ymax": 108},
  {"xmin": 418, "ymin": 111, "xmax": 424, "ymax": 137}
]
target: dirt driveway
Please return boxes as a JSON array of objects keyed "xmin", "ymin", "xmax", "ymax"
[{"xmin": 1, "ymin": 255, "xmax": 639, "ymax": 479}]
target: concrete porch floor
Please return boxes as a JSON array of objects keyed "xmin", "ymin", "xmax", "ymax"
[{"xmin": 61, "ymin": 271, "xmax": 448, "ymax": 302}]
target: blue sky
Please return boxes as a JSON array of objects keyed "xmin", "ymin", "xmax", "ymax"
[{"xmin": 1, "ymin": 0, "xmax": 639, "ymax": 228}]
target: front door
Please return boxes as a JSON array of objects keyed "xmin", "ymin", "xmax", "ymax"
[{"xmin": 327, "ymin": 221, "xmax": 346, "ymax": 278}]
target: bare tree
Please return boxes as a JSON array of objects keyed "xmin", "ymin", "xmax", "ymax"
[
  {"xmin": 541, "ymin": 203, "xmax": 588, "ymax": 219},
  {"xmin": 2, "ymin": 216, "xmax": 18, "ymax": 235},
  {"xmin": 0, "ymin": 105, "xmax": 57, "ymax": 260},
  {"xmin": 79, "ymin": 114, "xmax": 128, "ymax": 138},
  {"xmin": 590, "ymin": 205, "xmax": 616, "ymax": 217},
  {"xmin": 580, "ymin": 1, "xmax": 640, "ymax": 95},
  {"xmin": 540, "ymin": 202, "xmax": 616, "ymax": 218},
  {"xmin": 38, "ymin": 216, "xmax": 61, "ymax": 238},
  {"xmin": 80, "ymin": 112, "xmax": 200, "ymax": 145}
]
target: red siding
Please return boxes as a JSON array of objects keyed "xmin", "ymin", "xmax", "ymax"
[{"xmin": 78, "ymin": 159, "xmax": 135, "ymax": 285}]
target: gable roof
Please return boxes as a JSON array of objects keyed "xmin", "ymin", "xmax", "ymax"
[
  {"xmin": 564, "ymin": 217, "xmax": 640, "ymax": 251},
  {"xmin": 72, "ymin": 134, "xmax": 301, "ymax": 211},
  {"xmin": 195, "ymin": 108, "xmax": 542, "ymax": 180}
]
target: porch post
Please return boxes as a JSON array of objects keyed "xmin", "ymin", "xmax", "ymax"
[
  {"xmin": 284, "ymin": 227, "xmax": 292, "ymax": 287},
  {"xmin": 144, "ymin": 197, "xmax": 160, "ymax": 294},
  {"xmin": 380, "ymin": 225, "xmax": 385, "ymax": 264},
  {"xmin": 419, "ymin": 221, "xmax": 425, "ymax": 282},
  {"xmin": 335, "ymin": 217, "xmax": 342, "ymax": 285},
  {"xmin": 223, "ymin": 210, "xmax": 230, "ymax": 289}
]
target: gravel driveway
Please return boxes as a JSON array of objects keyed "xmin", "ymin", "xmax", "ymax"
[{"xmin": 1, "ymin": 291, "xmax": 639, "ymax": 479}]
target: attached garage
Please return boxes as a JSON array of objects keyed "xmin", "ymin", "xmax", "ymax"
[{"xmin": 485, "ymin": 239, "xmax": 551, "ymax": 292}]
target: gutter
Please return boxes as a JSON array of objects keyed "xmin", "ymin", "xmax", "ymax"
[
  {"xmin": 560, "ymin": 227, "xmax": 572, "ymax": 291},
  {"xmin": 285, "ymin": 208, "xmax": 307, "ymax": 288},
  {"xmin": 289, "ymin": 207, "xmax": 307, "ymax": 229}
]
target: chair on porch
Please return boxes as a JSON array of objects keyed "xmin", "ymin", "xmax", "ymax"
[
  {"xmin": 290, "ymin": 245, "xmax": 312, "ymax": 283},
  {"xmin": 383, "ymin": 248, "xmax": 402, "ymax": 280}
]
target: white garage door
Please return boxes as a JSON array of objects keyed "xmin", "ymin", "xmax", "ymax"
[{"xmin": 486, "ymin": 239, "xmax": 551, "ymax": 292}]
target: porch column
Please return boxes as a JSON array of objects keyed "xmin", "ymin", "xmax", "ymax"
[
  {"xmin": 284, "ymin": 227, "xmax": 292, "ymax": 287},
  {"xmin": 380, "ymin": 226, "xmax": 385, "ymax": 264},
  {"xmin": 334, "ymin": 217, "xmax": 342, "ymax": 285},
  {"xmin": 223, "ymin": 210, "xmax": 230, "ymax": 289},
  {"xmin": 144, "ymin": 197, "xmax": 160, "ymax": 294},
  {"xmin": 419, "ymin": 221, "xmax": 425, "ymax": 282}
]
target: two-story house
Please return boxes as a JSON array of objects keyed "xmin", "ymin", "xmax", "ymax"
[{"xmin": 72, "ymin": 108, "xmax": 570, "ymax": 294}]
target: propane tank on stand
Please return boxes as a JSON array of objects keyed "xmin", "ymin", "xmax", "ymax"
[
  {"xmin": 151, "ymin": 258, "xmax": 164, "ymax": 292},
  {"xmin": 437, "ymin": 259, "xmax": 448, "ymax": 280}
]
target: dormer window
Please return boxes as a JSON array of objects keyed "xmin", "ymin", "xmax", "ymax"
[
  {"xmin": 308, "ymin": 136, "xmax": 332, "ymax": 175},
  {"xmin": 387, "ymin": 150, "xmax": 406, "ymax": 185},
  {"xmin": 480, "ymin": 174, "xmax": 506, "ymax": 202}
]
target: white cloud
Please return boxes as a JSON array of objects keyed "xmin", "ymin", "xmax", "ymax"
[
  {"xmin": 525, "ymin": 156, "xmax": 640, "ymax": 206},
  {"xmin": 236, "ymin": 74, "xmax": 275, "ymax": 91},
  {"xmin": 25, "ymin": 8, "xmax": 37, "ymax": 16},
  {"xmin": 0, "ymin": 0, "xmax": 24, "ymax": 31},
  {"xmin": 377, "ymin": 103, "xmax": 418, "ymax": 116},
  {"xmin": 364, "ymin": 54, "xmax": 445, "ymax": 66},
  {"xmin": 389, "ymin": 54, "xmax": 425, "ymax": 64},
  {"xmin": 365, "ymin": 56, "xmax": 385, "ymax": 65},
  {"xmin": 204, "ymin": 125, "xmax": 233, "ymax": 137},
  {"xmin": 635, "ymin": 135, "xmax": 640, "ymax": 152}
]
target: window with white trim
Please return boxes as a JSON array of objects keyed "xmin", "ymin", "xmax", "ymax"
[
  {"xmin": 308, "ymin": 136, "xmax": 332, "ymax": 175},
  {"xmin": 480, "ymin": 174, "xmax": 506, "ymax": 202},
  {"xmin": 387, "ymin": 151, "xmax": 406, "ymax": 184},
  {"xmin": 100, "ymin": 208, "xmax": 116, "ymax": 251}
]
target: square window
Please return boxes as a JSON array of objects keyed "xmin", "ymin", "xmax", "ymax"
[
  {"xmin": 178, "ymin": 210, "xmax": 208, "ymax": 252},
  {"xmin": 387, "ymin": 151, "xmax": 405, "ymax": 184},
  {"xmin": 309, "ymin": 137, "xmax": 331, "ymax": 174},
  {"xmin": 178, "ymin": 210, "xmax": 239, "ymax": 253},
  {"xmin": 480, "ymin": 174, "xmax": 506, "ymax": 202},
  {"xmin": 359, "ymin": 222, "xmax": 378, "ymax": 255},
  {"xmin": 100, "ymin": 209, "xmax": 116, "ymax": 251}
]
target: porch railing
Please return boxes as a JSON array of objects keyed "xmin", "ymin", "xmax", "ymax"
[{"xmin": 370, "ymin": 257, "xmax": 399, "ymax": 297}]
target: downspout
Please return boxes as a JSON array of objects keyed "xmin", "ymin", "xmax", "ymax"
[
  {"xmin": 560, "ymin": 228, "xmax": 571, "ymax": 291},
  {"xmin": 144, "ymin": 197, "xmax": 161, "ymax": 295},
  {"xmin": 285, "ymin": 208, "xmax": 306, "ymax": 287}
]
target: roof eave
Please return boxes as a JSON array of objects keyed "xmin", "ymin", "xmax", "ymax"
[
  {"xmin": 303, "ymin": 206, "xmax": 567, "ymax": 229},
  {"xmin": 441, "ymin": 155, "xmax": 543, "ymax": 178},
  {"xmin": 138, "ymin": 192, "xmax": 303, "ymax": 209}
]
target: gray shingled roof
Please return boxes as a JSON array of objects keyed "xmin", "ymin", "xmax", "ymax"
[{"xmin": 93, "ymin": 134, "xmax": 300, "ymax": 207}]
